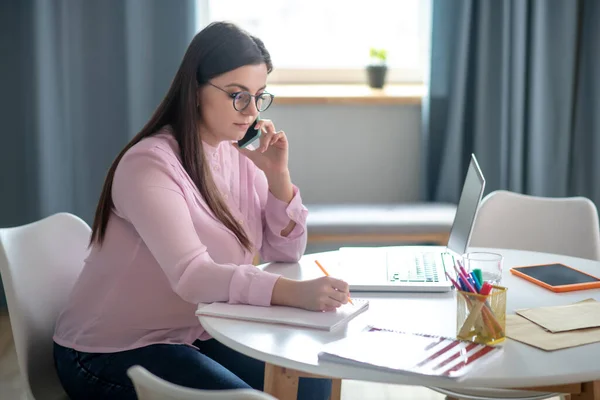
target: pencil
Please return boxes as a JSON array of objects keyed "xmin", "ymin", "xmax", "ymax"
[{"xmin": 314, "ymin": 260, "xmax": 354, "ymax": 305}]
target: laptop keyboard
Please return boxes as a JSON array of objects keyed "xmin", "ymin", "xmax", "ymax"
[{"xmin": 387, "ymin": 252, "xmax": 454, "ymax": 283}]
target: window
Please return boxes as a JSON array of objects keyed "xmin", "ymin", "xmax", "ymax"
[{"xmin": 196, "ymin": 0, "xmax": 430, "ymax": 84}]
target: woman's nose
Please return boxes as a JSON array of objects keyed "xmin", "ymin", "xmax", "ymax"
[{"xmin": 242, "ymin": 98, "xmax": 259, "ymax": 116}]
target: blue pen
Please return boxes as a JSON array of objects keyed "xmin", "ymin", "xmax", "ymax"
[
  {"xmin": 470, "ymin": 271, "xmax": 482, "ymax": 293},
  {"xmin": 458, "ymin": 276, "xmax": 468, "ymax": 292},
  {"xmin": 467, "ymin": 277, "xmax": 478, "ymax": 292}
]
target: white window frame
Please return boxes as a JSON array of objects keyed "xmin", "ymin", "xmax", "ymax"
[{"xmin": 195, "ymin": 0, "xmax": 431, "ymax": 85}]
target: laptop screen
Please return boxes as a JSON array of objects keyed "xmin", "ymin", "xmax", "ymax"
[{"xmin": 446, "ymin": 154, "xmax": 486, "ymax": 256}]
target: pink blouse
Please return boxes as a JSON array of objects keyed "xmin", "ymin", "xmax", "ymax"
[{"xmin": 53, "ymin": 126, "xmax": 308, "ymax": 353}]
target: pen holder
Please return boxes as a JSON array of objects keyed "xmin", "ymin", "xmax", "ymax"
[{"xmin": 456, "ymin": 286, "xmax": 507, "ymax": 346}]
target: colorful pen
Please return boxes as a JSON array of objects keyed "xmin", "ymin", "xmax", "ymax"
[
  {"xmin": 480, "ymin": 282, "xmax": 493, "ymax": 296},
  {"xmin": 458, "ymin": 269, "xmax": 477, "ymax": 293},
  {"xmin": 470, "ymin": 271, "xmax": 482, "ymax": 293},
  {"xmin": 473, "ymin": 268, "xmax": 483, "ymax": 285},
  {"xmin": 445, "ymin": 271, "xmax": 462, "ymax": 290},
  {"xmin": 457, "ymin": 260, "xmax": 470, "ymax": 279}
]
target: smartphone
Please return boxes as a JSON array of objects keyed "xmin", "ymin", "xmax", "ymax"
[{"xmin": 237, "ymin": 117, "xmax": 261, "ymax": 148}]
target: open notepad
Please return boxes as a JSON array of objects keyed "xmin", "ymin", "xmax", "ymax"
[
  {"xmin": 318, "ymin": 326, "xmax": 503, "ymax": 380},
  {"xmin": 195, "ymin": 299, "xmax": 369, "ymax": 331}
]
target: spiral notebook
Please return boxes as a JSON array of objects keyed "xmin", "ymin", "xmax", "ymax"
[
  {"xmin": 318, "ymin": 326, "xmax": 503, "ymax": 380},
  {"xmin": 195, "ymin": 299, "xmax": 369, "ymax": 331}
]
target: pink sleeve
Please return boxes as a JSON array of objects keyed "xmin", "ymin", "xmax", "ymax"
[
  {"xmin": 112, "ymin": 147, "xmax": 279, "ymax": 306},
  {"xmin": 255, "ymin": 171, "xmax": 308, "ymax": 263}
]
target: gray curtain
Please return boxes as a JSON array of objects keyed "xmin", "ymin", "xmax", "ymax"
[
  {"xmin": 1, "ymin": 0, "xmax": 196, "ymax": 227},
  {"xmin": 422, "ymin": 0, "xmax": 600, "ymax": 204},
  {"xmin": 0, "ymin": 0, "xmax": 196, "ymax": 306}
]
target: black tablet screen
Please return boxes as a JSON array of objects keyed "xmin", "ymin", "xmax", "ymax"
[{"xmin": 514, "ymin": 264, "xmax": 600, "ymax": 286}]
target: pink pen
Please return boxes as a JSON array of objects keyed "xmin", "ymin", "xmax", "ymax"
[
  {"xmin": 457, "ymin": 259, "xmax": 470, "ymax": 278},
  {"xmin": 452, "ymin": 264, "xmax": 463, "ymax": 280},
  {"xmin": 461, "ymin": 273, "xmax": 478, "ymax": 293},
  {"xmin": 445, "ymin": 271, "xmax": 462, "ymax": 290},
  {"xmin": 455, "ymin": 263, "xmax": 477, "ymax": 293},
  {"xmin": 451, "ymin": 265, "xmax": 468, "ymax": 291}
]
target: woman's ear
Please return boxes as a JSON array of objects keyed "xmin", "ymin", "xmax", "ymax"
[{"xmin": 196, "ymin": 87, "xmax": 202, "ymax": 109}]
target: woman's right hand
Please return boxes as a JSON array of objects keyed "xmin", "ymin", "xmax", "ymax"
[{"xmin": 271, "ymin": 276, "xmax": 350, "ymax": 312}]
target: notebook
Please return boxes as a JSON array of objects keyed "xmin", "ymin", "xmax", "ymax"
[
  {"xmin": 195, "ymin": 299, "xmax": 369, "ymax": 331},
  {"xmin": 318, "ymin": 326, "xmax": 503, "ymax": 380}
]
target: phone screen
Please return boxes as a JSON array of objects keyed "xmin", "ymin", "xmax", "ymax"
[{"xmin": 237, "ymin": 118, "xmax": 261, "ymax": 148}]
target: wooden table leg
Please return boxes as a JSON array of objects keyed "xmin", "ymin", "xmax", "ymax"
[
  {"xmin": 264, "ymin": 363, "xmax": 299, "ymax": 400},
  {"xmin": 263, "ymin": 363, "xmax": 343, "ymax": 400},
  {"xmin": 565, "ymin": 381, "xmax": 600, "ymax": 400},
  {"xmin": 330, "ymin": 378, "xmax": 342, "ymax": 400}
]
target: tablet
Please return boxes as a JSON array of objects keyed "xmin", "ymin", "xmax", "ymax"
[{"xmin": 510, "ymin": 263, "xmax": 600, "ymax": 292}]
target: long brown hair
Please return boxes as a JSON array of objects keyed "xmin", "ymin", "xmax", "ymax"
[{"xmin": 90, "ymin": 22, "xmax": 273, "ymax": 252}]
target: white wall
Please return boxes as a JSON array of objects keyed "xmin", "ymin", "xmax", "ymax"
[{"xmin": 263, "ymin": 104, "xmax": 423, "ymax": 204}]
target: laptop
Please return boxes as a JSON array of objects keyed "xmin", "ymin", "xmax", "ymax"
[{"xmin": 333, "ymin": 154, "xmax": 486, "ymax": 292}]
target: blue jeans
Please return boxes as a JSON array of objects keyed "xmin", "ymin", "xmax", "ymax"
[{"xmin": 54, "ymin": 340, "xmax": 331, "ymax": 400}]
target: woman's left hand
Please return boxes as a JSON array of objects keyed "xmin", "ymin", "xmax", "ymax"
[{"xmin": 233, "ymin": 119, "xmax": 288, "ymax": 175}]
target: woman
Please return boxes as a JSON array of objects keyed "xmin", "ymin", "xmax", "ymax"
[{"xmin": 52, "ymin": 21, "xmax": 348, "ymax": 400}]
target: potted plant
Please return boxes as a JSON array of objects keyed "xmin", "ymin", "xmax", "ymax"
[{"xmin": 367, "ymin": 48, "xmax": 388, "ymax": 89}]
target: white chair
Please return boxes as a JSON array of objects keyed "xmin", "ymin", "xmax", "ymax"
[
  {"xmin": 0, "ymin": 213, "xmax": 91, "ymax": 400},
  {"xmin": 429, "ymin": 190, "xmax": 600, "ymax": 400},
  {"xmin": 469, "ymin": 190, "xmax": 600, "ymax": 260},
  {"xmin": 127, "ymin": 365, "xmax": 278, "ymax": 400}
]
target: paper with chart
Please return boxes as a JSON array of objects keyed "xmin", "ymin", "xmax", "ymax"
[
  {"xmin": 318, "ymin": 327, "xmax": 503, "ymax": 380},
  {"xmin": 195, "ymin": 299, "xmax": 369, "ymax": 331}
]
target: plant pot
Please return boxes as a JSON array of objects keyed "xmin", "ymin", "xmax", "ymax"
[{"xmin": 366, "ymin": 65, "xmax": 388, "ymax": 89}]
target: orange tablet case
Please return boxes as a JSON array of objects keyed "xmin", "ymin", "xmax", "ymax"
[{"xmin": 510, "ymin": 263, "xmax": 600, "ymax": 293}]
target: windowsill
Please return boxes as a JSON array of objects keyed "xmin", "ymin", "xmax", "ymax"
[{"xmin": 268, "ymin": 84, "xmax": 425, "ymax": 105}]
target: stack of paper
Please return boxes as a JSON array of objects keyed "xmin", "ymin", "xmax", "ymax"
[
  {"xmin": 318, "ymin": 326, "xmax": 503, "ymax": 380},
  {"xmin": 506, "ymin": 299, "xmax": 600, "ymax": 351}
]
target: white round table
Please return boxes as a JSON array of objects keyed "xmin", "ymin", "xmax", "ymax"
[{"xmin": 198, "ymin": 247, "xmax": 600, "ymax": 399}]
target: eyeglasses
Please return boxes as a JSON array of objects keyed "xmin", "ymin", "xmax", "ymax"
[{"xmin": 207, "ymin": 82, "xmax": 274, "ymax": 112}]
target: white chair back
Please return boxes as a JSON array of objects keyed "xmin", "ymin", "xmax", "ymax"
[
  {"xmin": 470, "ymin": 190, "xmax": 600, "ymax": 260},
  {"xmin": 127, "ymin": 365, "xmax": 278, "ymax": 400},
  {"xmin": 0, "ymin": 213, "xmax": 91, "ymax": 399},
  {"xmin": 429, "ymin": 190, "xmax": 598, "ymax": 400}
]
